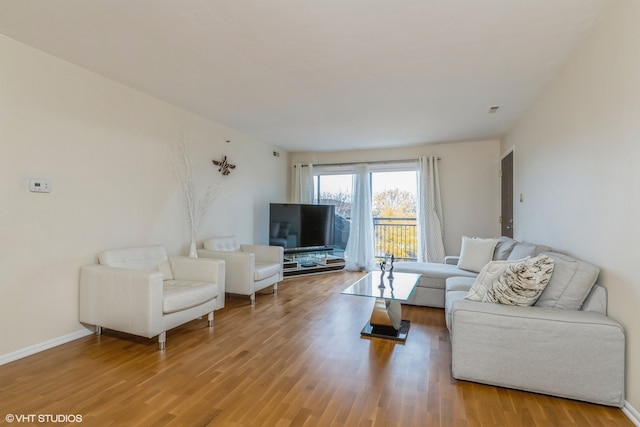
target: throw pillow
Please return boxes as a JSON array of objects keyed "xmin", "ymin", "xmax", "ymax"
[
  {"xmin": 493, "ymin": 236, "xmax": 517, "ymax": 260},
  {"xmin": 457, "ymin": 236, "xmax": 499, "ymax": 273},
  {"xmin": 484, "ymin": 254, "xmax": 555, "ymax": 306},
  {"xmin": 534, "ymin": 252, "xmax": 599, "ymax": 310},
  {"xmin": 507, "ymin": 242, "xmax": 551, "ymax": 260},
  {"xmin": 465, "ymin": 257, "xmax": 529, "ymax": 301}
]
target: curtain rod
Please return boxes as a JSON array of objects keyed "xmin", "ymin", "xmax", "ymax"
[{"xmin": 294, "ymin": 157, "xmax": 440, "ymax": 168}]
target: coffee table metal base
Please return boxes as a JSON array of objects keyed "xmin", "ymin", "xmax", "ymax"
[{"xmin": 361, "ymin": 319, "xmax": 411, "ymax": 342}]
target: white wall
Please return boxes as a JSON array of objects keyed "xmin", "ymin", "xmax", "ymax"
[
  {"xmin": 502, "ymin": 0, "xmax": 640, "ymax": 411},
  {"xmin": 291, "ymin": 139, "xmax": 501, "ymax": 256},
  {"xmin": 0, "ymin": 35, "xmax": 287, "ymax": 358}
]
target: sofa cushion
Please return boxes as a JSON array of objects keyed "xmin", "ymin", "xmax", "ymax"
[
  {"xmin": 446, "ymin": 276, "xmax": 476, "ymax": 293},
  {"xmin": 465, "ymin": 258, "xmax": 529, "ymax": 301},
  {"xmin": 581, "ymin": 285, "xmax": 607, "ymax": 315},
  {"xmin": 493, "ymin": 236, "xmax": 517, "ymax": 260},
  {"xmin": 254, "ymin": 262, "xmax": 281, "ymax": 281},
  {"xmin": 534, "ymin": 252, "xmax": 599, "ymax": 310},
  {"xmin": 163, "ymin": 280, "xmax": 219, "ymax": 314},
  {"xmin": 484, "ymin": 255, "xmax": 555, "ymax": 306},
  {"xmin": 507, "ymin": 242, "xmax": 551, "ymax": 260},
  {"xmin": 457, "ymin": 236, "xmax": 499, "ymax": 273},
  {"xmin": 394, "ymin": 262, "xmax": 478, "ymax": 291}
]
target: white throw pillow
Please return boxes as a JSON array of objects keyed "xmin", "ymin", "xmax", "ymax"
[
  {"xmin": 457, "ymin": 236, "xmax": 499, "ymax": 273},
  {"xmin": 466, "ymin": 257, "xmax": 529, "ymax": 301}
]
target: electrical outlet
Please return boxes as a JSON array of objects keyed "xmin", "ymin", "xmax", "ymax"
[{"xmin": 30, "ymin": 178, "xmax": 51, "ymax": 193}]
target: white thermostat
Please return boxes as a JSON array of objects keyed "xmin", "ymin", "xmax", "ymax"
[{"xmin": 30, "ymin": 178, "xmax": 51, "ymax": 193}]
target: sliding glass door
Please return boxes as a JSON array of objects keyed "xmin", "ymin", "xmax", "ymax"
[
  {"xmin": 371, "ymin": 171, "xmax": 417, "ymax": 261},
  {"xmin": 313, "ymin": 166, "xmax": 417, "ymax": 261}
]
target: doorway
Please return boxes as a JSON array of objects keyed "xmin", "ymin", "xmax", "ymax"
[{"xmin": 501, "ymin": 151, "xmax": 514, "ymax": 238}]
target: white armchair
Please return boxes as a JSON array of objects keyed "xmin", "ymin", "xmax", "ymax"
[
  {"xmin": 79, "ymin": 245, "xmax": 225, "ymax": 350},
  {"xmin": 198, "ymin": 236, "xmax": 283, "ymax": 305}
]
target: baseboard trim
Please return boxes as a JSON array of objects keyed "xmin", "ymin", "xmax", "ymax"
[
  {"xmin": 0, "ymin": 329, "xmax": 93, "ymax": 366},
  {"xmin": 624, "ymin": 400, "xmax": 640, "ymax": 426}
]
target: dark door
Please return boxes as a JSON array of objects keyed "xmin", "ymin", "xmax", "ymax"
[{"xmin": 501, "ymin": 151, "xmax": 514, "ymax": 238}]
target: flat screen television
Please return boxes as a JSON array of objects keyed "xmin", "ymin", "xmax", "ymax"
[{"xmin": 269, "ymin": 203, "xmax": 335, "ymax": 251}]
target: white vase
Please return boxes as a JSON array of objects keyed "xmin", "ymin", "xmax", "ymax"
[{"xmin": 189, "ymin": 241, "xmax": 198, "ymax": 258}]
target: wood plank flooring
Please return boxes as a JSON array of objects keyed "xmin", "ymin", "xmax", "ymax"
[{"xmin": 0, "ymin": 272, "xmax": 632, "ymax": 426}]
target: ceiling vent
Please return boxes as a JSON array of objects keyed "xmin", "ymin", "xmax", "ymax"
[{"xmin": 488, "ymin": 105, "xmax": 501, "ymax": 113}]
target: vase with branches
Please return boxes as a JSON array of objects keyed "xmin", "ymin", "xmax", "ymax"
[{"xmin": 170, "ymin": 117, "xmax": 220, "ymax": 257}]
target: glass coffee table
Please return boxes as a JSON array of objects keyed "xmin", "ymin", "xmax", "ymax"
[{"xmin": 341, "ymin": 272, "xmax": 420, "ymax": 342}]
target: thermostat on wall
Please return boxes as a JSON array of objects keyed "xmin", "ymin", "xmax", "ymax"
[{"xmin": 30, "ymin": 178, "xmax": 51, "ymax": 193}]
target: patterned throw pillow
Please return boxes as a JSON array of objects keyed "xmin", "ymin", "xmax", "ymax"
[
  {"xmin": 465, "ymin": 257, "xmax": 529, "ymax": 301},
  {"xmin": 483, "ymin": 255, "xmax": 555, "ymax": 306}
]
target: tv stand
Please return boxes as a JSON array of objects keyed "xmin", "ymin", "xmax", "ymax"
[
  {"xmin": 283, "ymin": 247, "xmax": 345, "ymax": 277},
  {"xmin": 284, "ymin": 245, "xmax": 332, "ymax": 254}
]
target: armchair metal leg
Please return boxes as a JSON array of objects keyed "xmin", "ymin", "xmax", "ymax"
[
  {"xmin": 95, "ymin": 326, "xmax": 102, "ymax": 335},
  {"xmin": 273, "ymin": 283, "xmax": 278, "ymax": 295},
  {"xmin": 207, "ymin": 312, "xmax": 214, "ymax": 327},
  {"xmin": 158, "ymin": 332, "xmax": 166, "ymax": 350},
  {"xmin": 250, "ymin": 293, "xmax": 256, "ymax": 305}
]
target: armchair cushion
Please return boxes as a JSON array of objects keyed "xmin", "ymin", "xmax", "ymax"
[
  {"xmin": 98, "ymin": 245, "xmax": 174, "ymax": 280},
  {"xmin": 163, "ymin": 280, "xmax": 219, "ymax": 314},
  {"xmin": 204, "ymin": 236, "xmax": 241, "ymax": 252}
]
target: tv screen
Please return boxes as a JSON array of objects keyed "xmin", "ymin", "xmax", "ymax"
[{"xmin": 269, "ymin": 203, "xmax": 335, "ymax": 250}]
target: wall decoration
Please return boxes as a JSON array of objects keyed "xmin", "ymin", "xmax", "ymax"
[{"xmin": 213, "ymin": 156, "xmax": 236, "ymax": 176}]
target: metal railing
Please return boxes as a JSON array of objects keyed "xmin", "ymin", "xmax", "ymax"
[{"xmin": 374, "ymin": 217, "xmax": 417, "ymax": 261}]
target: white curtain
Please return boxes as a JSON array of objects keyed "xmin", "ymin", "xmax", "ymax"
[
  {"xmin": 292, "ymin": 163, "xmax": 313, "ymax": 203},
  {"xmin": 418, "ymin": 156, "xmax": 445, "ymax": 263},
  {"xmin": 345, "ymin": 164, "xmax": 375, "ymax": 271}
]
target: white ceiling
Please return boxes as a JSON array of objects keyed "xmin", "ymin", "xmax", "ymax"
[{"xmin": 0, "ymin": 0, "xmax": 613, "ymax": 152}]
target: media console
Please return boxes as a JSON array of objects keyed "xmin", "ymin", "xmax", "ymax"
[{"xmin": 282, "ymin": 247, "xmax": 345, "ymax": 277}]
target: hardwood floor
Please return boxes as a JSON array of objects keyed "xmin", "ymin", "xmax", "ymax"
[{"xmin": 0, "ymin": 272, "xmax": 632, "ymax": 426}]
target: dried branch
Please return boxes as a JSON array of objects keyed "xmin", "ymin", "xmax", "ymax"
[{"xmin": 170, "ymin": 116, "xmax": 220, "ymax": 245}]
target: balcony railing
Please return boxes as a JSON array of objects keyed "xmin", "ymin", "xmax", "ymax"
[{"xmin": 374, "ymin": 217, "xmax": 417, "ymax": 262}]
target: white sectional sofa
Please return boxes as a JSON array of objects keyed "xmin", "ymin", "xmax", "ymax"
[
  {"xmin": 394, "ymin": 236, "xmax": 550, "ymax": 308},
  {"xmin": 396, "ymin": 236, "xmax": 626, "ymax": 407}
]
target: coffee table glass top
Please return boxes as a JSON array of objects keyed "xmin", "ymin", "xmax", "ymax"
[{"xmin": 341, "ymin": 272, "xmax": 420, "ymax": 301}]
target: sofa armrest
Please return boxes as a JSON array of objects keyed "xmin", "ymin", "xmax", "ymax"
[
  {"xmin": 241, "ymin": 244, "xmax": 283, "ymax": 264},
  {"xmin": 79, "ymin": 265, "xmax": 164, "ymax": 338},
  {"xmin": 444, "ymin": 256, "xmax": 459, "ymax": 265},
  {"xmin": 449, "ymin": 299, "xmax": 625, "ymax": 407}
]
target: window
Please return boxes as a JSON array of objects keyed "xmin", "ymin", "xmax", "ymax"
[
  {"xmin": 313, "ymin": 163, "xmax": 418, "ymax": 260},
  {"xmin": 371, "ymin": 171, "xmax": 417, "ymax": 261}
]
